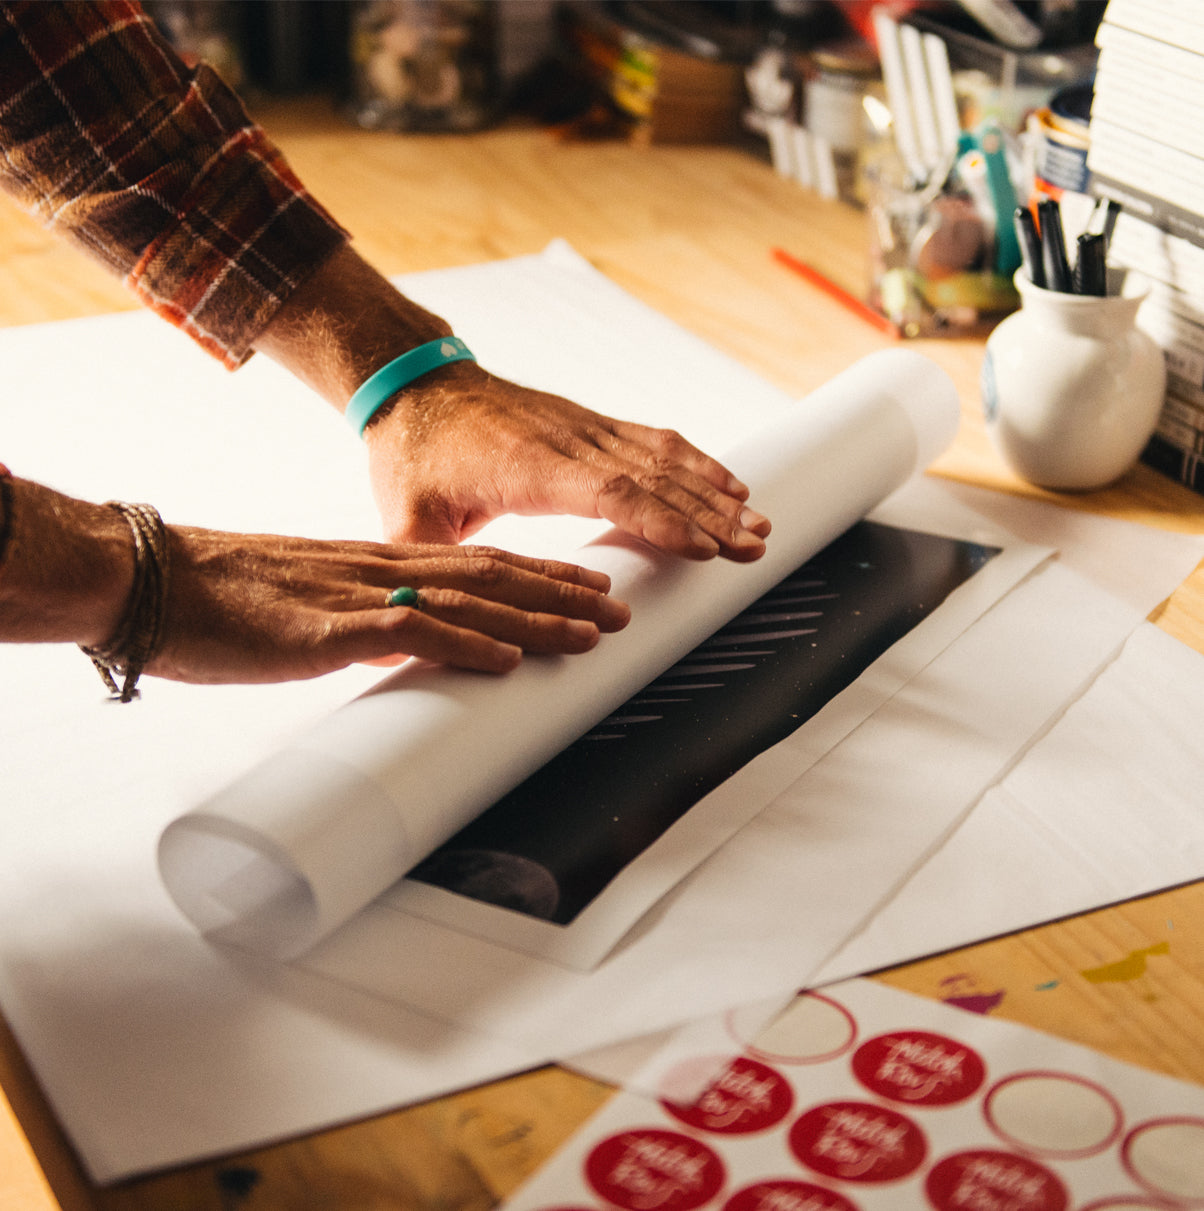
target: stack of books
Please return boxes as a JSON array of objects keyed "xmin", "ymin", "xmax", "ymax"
[{"xmin": 1087, "ymin": 0, "xmax": 1204, "ymax": 491}]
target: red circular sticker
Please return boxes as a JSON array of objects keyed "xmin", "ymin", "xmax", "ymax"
[
  {"xmin": 788, "ymin": 1101, "xmax": 927, "ymax": 1183},
  {"xmin": 852, "ymin": 1030, "xmax": 986, "ymax": 1107},
  {"xmin": 662, "ymin": 1055, "xmax": 794, "ymax": 1135},
  {"xmin": 925, "ymin": 1149, "xmax": 1070, "ymax": 1211},
  {"xmin": 724, "ymin": 1178, "xmax": 860, "ymax": 1211},
  {"xmin": 585, "ymin": 1128, "xmax": 726, "ymax": 1210}
]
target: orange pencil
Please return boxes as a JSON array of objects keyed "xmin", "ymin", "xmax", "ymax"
[{"xmin": 772, "ymin": 247, "xmax": 902, "ymax": 339}]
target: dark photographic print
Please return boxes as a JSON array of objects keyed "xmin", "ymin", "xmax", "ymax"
[{"xmin": 410, "ymin": 521, "xmax": 1000, "ymax": 925}]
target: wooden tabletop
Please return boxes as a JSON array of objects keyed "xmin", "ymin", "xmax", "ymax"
[{"xmin": 3, "ymin": 97, "xmax": 1204, "ymax": 1211}]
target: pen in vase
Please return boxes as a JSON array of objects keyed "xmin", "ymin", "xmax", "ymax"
[
  {"xmin": 1086, "ymin": 195, "xmax": 1122, "ymax": 247},
  {"xmin": 1037, "ymin": 197, "xmax": 1072, "ymax": 293},
  {"xmin": 1074, "ymin": 232, "xmax": 1107, "ymax": 297},
  {"xmin": 1013, "ymin": 206, "xmax": 1045, "ymax": 289}
]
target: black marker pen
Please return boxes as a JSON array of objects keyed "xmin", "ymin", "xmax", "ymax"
[
  {"xmin": 1037, "ymin": 198, "xmax": 1071, "ymax": 293},
  {"xmin": 1074, "ymin": 232, "xmax": 1107, "ymax": 296},
  {"xmin": 1013, "ymin": 206, "xmax": 1046, "ymax": 288}
]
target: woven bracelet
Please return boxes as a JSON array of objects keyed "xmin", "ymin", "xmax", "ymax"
[
  {"xmin": 345, "ymin": 337, "xmax": 476, "ymax": 437},
  {"xmin": 0, "ymin": 464, "xmax": 13, "ymax": 575},
  {"xmin": 80, "ymin": 502, "xmax": 171, "ymax": 703}
]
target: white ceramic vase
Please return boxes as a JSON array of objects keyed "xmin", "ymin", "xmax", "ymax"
[{"xmin": 981, "ymin": 271, "xmax": 1166, "ymax": 491}]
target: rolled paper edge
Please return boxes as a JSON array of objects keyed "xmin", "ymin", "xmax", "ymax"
[
  {"xmin": 158, "ymin": 748, "xmax": 411, "ymax": 960},
  {"xmin": 156, "ymin": 351, "xmax": 961, "ymax": 958}
]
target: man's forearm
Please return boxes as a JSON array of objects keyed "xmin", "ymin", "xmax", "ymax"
[
  {"xmin": 0, "ymin": 1, "xmax": 349, "ymax": 369},
  {"xmin": 251, "ymin": 244, "xmax": 459, "ymax": 410},
  {"xmin": 0, "ymin": 474, "xmax": 133, "ymax": 648}
]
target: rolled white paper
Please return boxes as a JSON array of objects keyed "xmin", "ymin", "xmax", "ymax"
[{"xmin": 158, "ymin": 349, "xmax": 959, "ymax": 959}]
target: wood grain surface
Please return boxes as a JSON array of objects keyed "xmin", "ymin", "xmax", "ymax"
[{"xmin": 2, "ymin": 98, "xmax": 1202, "ymax": 1211}]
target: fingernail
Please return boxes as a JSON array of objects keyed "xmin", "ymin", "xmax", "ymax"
[
  {"xmin": 599, "ymin": 598, "xmax": 632, "ymax": 630},
  {"xmin": 740, "ymin": 507, "xmax": 770, "ymax": 535},
  {"xmin": 566, "ymin": 620, "xmax": 601, "ymax": 649},
  {"xmin": 689, "ymin": 523, "xmax": 720, "ymax": 555},
  {"xmin": 727, "ymin": 474, "xmax": 749, "ymax": 496},
  {"xmin": 496, "ymin": 644, "xmax": 523, "ymax": 671},
  {"xmin": 578, "ymin": 568, "xmax": 611, "ymax": 592}
]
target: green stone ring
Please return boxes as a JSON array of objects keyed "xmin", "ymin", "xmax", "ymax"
[{"xmin": 386, "ymin": 586, "xmax": 421, "ymax": 609}]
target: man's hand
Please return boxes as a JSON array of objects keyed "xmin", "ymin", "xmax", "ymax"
[
  {"xmin": 364, "ymin": 360, "xmax": 771, "ymax": 560},
  {"xmin": 253, "ymin": 246, "xmax": 771, "ymax": 562},
  {"xmin": 151, "ymin": 530, "xmax": 631, "ymax": 683},
  {"xmin": 0, "ymin": 474, "xmax": 629, "ymax": 685}
]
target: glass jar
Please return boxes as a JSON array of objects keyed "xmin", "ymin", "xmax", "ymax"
[{"xmin": 348, "ymin": 0, "xmax": 499, "ymax": 132}]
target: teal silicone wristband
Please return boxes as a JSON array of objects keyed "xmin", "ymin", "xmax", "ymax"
[{"xmin": 345, "ymin": 336, "xmax": 476, "ymax": 436}]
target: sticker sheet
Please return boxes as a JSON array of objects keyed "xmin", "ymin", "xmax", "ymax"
[{"xmin": 504, "ymin": 979, "xmax": 1204, "ymax": 1211}]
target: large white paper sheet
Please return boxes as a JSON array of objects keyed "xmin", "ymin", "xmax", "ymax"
[
  {"xmin": 158, "ymin": 347, "xmax": 962, "ymax": 963},
  {"xmin": 2, "ymin": 245, "xmax": 1203, "ymax": 1184},
  {"xmin": 0, "ymin": 244, "xmax": 967, "ymax": 1181},
  {"xmin": 816, "ymin": 620, "xmax": 1204, "ymax": 982},
  {"xmin": 293, "ymin": 525, "xmax": 1161, "ymax": 1065},
  {"xmin": 382, "ymin": 524, "xmax": 1043, "ymax": 972}
]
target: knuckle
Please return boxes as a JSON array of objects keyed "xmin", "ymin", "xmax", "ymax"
[
  {"xmin": 429, "ymin": 588, "xmax": 468, "ymax": 611},
  {"xmin": 598, "ymin": 471, "xmax": 637, "ymax": 502},
  {"xmin": 461, "ymin": 543, "xmax": 505, "ymax": 561},
  {"xmin": 631, "ymin": 466, "xmax": 676, "ymax": 497},
  {"xmin": 386, "ymin": 605, "xmax": 423, "ymax": 635},
  {"xmin": 546, "ymin": 577, "xmax": 585, "ymax": 614},
  {"xmin": 648, "ymin": 426, "xmax": 688, "ymax": 454},
  {"xmin": 463, "ymin": 554, "xmax": 508, "ymax": 586},
  {"xmin": 645, "ymin": 452, "xmax": 677, "ymax": 476}
]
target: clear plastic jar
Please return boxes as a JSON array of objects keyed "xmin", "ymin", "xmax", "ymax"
[{"xmin": 347, "ymin": 0, "xmax": 499, "ymax": 132}]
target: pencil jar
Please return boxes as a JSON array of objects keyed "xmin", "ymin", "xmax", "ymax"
[{"xmin": 981, "ymin": 271, "xmax": 1165, "ymax": 491}]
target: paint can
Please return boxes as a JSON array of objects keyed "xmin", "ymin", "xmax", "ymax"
[{"xmin": 1028, "ymin": 80, "xmax": 1092, "ymax": 201}]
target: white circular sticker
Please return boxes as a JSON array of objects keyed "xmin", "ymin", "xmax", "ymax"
[
  {"xmin": 733, "ymin": 993, "xmax": 858, "ymax": 1065},
  {"xmin": 984, "ymin": 1072, "xmax": 1123, "ymax": 1158},
  {"xmin": 1078, "ymin": 1200, "xmax": 1184, "ymax": 1210},
  {"xmin": 1122, "ymin": 1117, "xmax": 1204, "ymax": 1201}
]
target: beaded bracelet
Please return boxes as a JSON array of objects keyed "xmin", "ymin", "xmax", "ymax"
[
  {"xmin": 345, "ymin": 336, "xmax": 476, "ymax": 437},
  {"xmin": 80, "ymin": 502, "xmax": 171, "ymax": 703}
]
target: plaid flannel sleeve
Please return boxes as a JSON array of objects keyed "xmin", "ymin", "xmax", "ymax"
[{"xmin": 0, "ymin": 0, "xmax": 349, "ymax": 368}]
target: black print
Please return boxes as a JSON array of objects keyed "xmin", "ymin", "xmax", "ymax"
[{"xmin": 410, "ymin": 522, "xmax": 1000, "ymax": 924}]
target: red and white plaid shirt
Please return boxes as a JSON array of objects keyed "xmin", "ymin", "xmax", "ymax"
[{"xmin": 0, "ymin": 0, "xmax": 348, "ymax": 369}]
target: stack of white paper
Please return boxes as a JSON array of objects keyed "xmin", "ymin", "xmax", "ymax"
[{"xmin": 1, "ymin": 244, "xmax": 1202, "ymax": 1183}]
